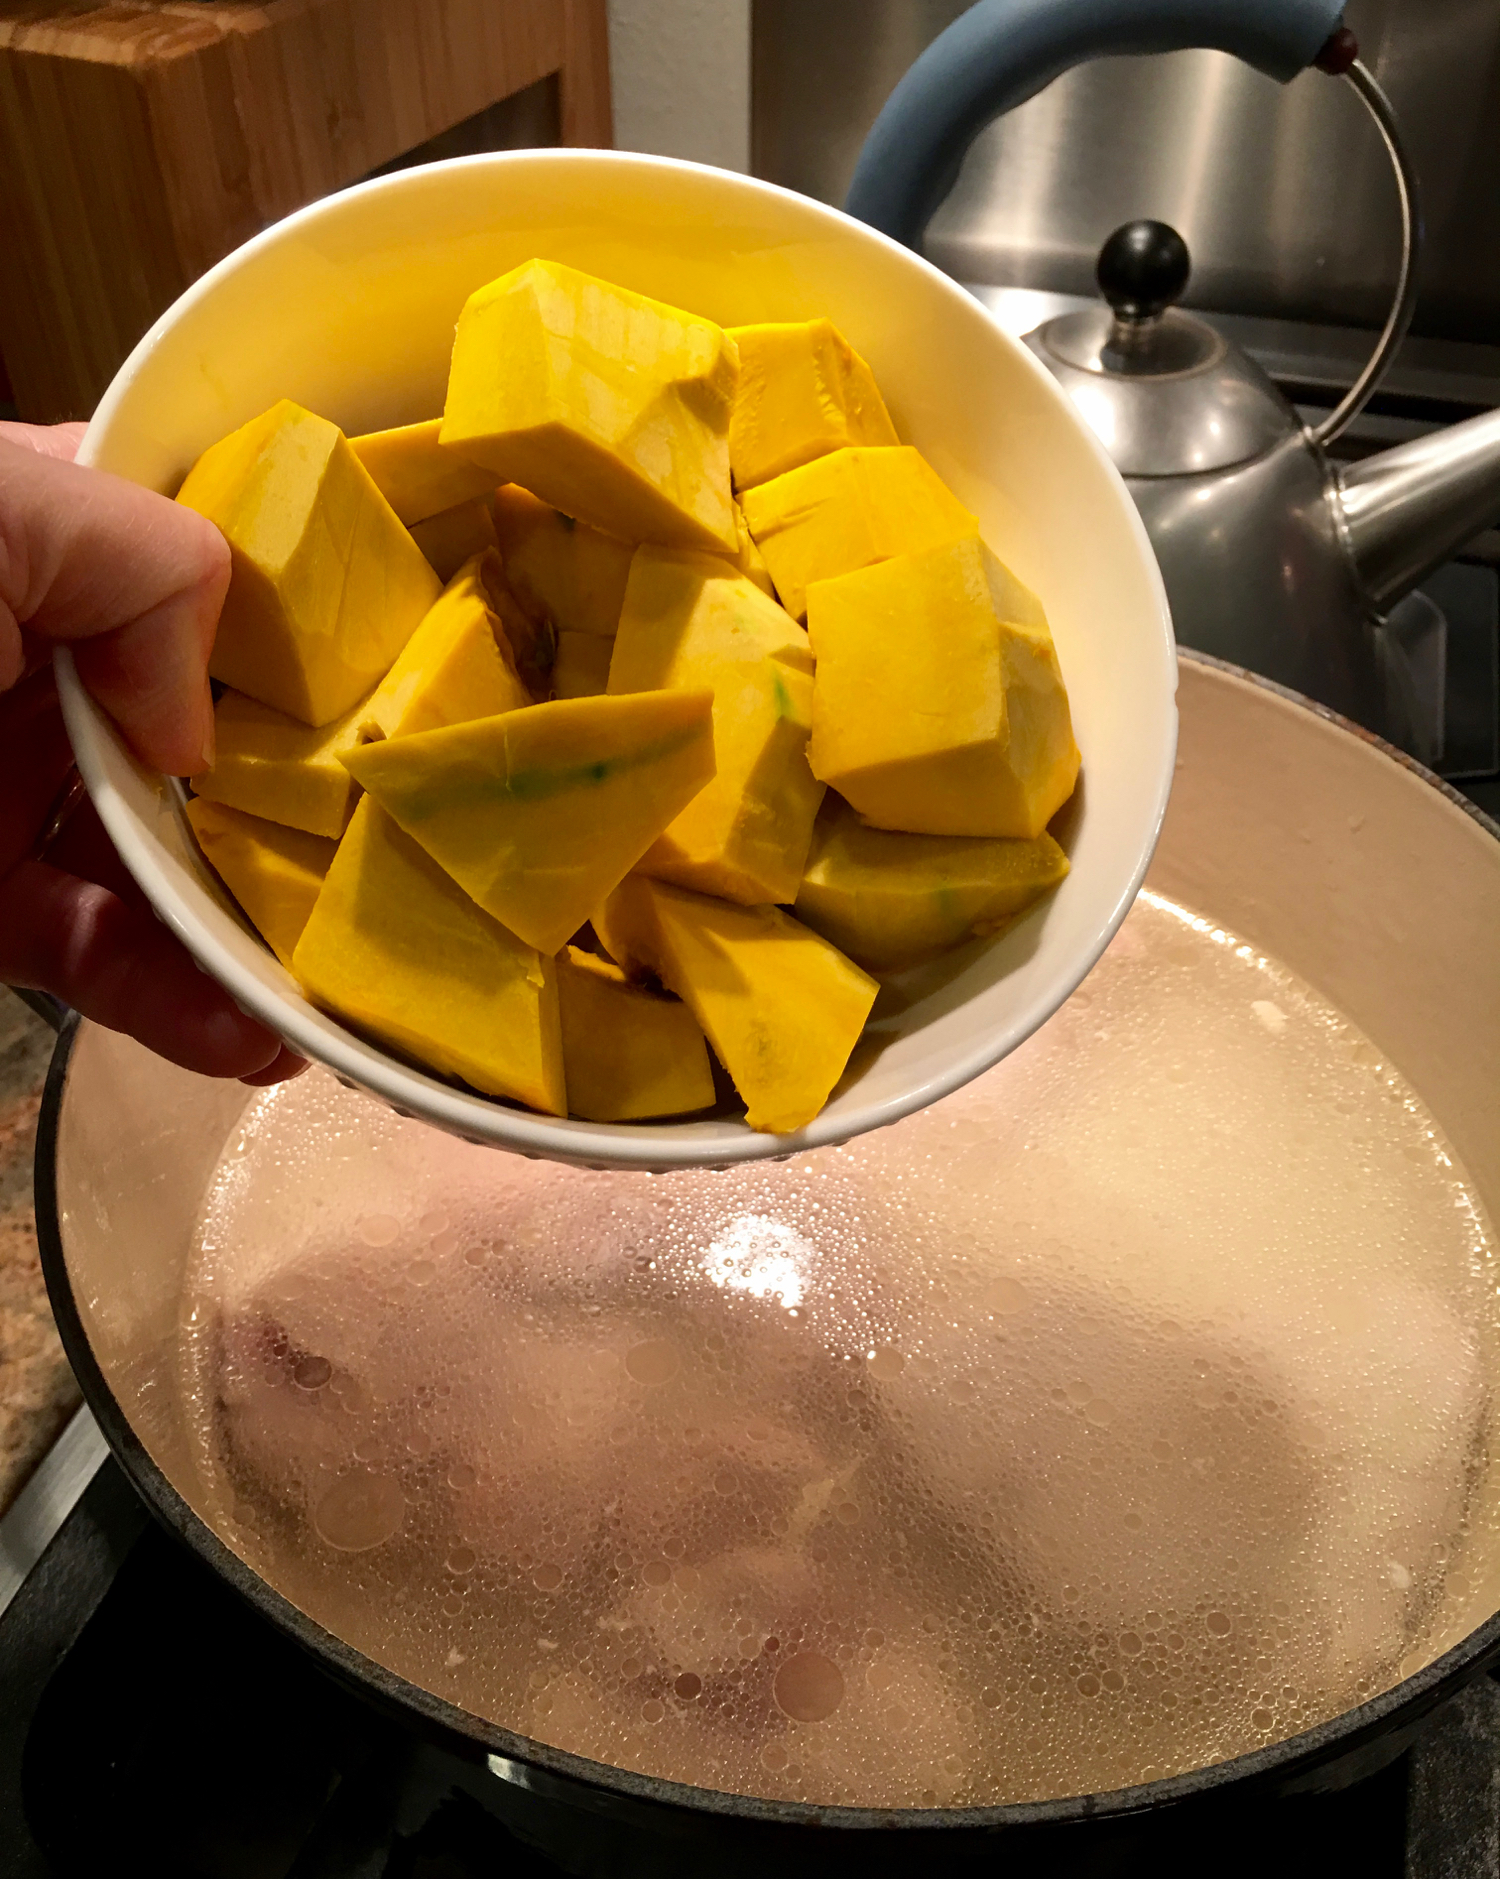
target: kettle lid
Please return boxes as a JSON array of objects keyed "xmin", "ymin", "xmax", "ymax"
[{"xmin": 1026, "ymin": 222, "xmax": 1300, "ymax": 478}]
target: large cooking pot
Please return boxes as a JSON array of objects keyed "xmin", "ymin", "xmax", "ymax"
[{"xmin": 32, "ymin": 654, "xmax": 1500, "ymax": 1874}]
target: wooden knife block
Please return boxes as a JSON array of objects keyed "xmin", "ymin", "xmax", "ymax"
[{"xmin": 0, "ymin": 0, "xmax": 612, "ymax": 422}]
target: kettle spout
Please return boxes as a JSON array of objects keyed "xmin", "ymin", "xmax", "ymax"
[{"xmin": 1336, "ymin": 406, "xmax": 1500, "ymax": 612}]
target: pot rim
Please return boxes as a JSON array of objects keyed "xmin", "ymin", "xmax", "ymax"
[{"xmin": 33, "ymin": 650, "xmax": 1500, "ymax": 1834}]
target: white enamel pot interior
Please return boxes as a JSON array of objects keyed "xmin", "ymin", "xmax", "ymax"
[{"xmin": 41, "ymin": 657, "xmax": 1500, "ymax": 1850}]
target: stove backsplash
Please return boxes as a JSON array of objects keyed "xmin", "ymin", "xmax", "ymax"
[{"xmin": 751, "ymin": 0, "xmax": 1500, "ymax": 347}]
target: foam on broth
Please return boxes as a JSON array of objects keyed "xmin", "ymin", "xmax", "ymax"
[{"xmin": 179, "ymin": 891, "xmax": 1500, "ymax": 1807}]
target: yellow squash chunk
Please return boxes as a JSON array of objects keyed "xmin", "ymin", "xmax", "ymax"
[
  {"xmin": 179, "ymin": 400, "xmax": 441, "ymax": 726},
  {"xmin": 557, "ymin": 946, "xmax": 715, "ymax": 1122},
  {"xmin": 609, "ymin": 549, "xmax": 824, "ymax": 905},
  {"xmin": 806, "ymin": 537, "xmax": 1080, "ymax": 839},
  {"xmin": 552, "ymin": 631, "xmax": 614, "ymax": 700},
  {"xmin": 193, "ymin": 687, "xmax": 366, "ymax": 839},
  {"xmin": 343, "ymin": 690, "xmax": 716, "ymax": 956},
  {"xmin": 594, "ymin": 876, "xmax": 876, "ymax": 1135},
  {"xmin": 410, "ymin": 495, "xmax": 499, "ymax": 583},
  {"xmin": 733, "ymin": 501, "xmax": 778, "ymax": 600},
  {"xmin": 350, "ymin": 418, "xmax": 498, "ymax": 526},
  {"xmin": 794, "ymin": 798, "xmax": 1070, "ymax": 973},
  {"xmin": 293, "ymin": 799, "xmax": 565, "ymax": 1114},
  {"xmin": 360, "ymin": 553, "xmax": 530, "ymax": 741},
  {"xmin": 492, "ymin": 484, "xmax": 632, "ymax": 639},
  {"xmin": 739, "ymin": 444, "xmax": 978, "ymax": 622},
  {"xmin": 441, "ymin": 259, "xmax": 739, "ymax": 556},
  {"xmin": 727, "ymin": 318, "xmax": 898, "ymax": 492},
  {"xmin": 186, "ymin": 797, "xmax": 336, "ymax": 970}
]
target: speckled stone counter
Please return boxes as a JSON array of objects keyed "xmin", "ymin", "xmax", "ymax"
[{"xmin": 0, "ymin": 991, "xmax": 79, "ymax": 1517}]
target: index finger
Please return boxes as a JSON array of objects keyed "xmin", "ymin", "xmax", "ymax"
[{"xmin": 0, "ymin": 437, "xmax": 228, "ymax": 776}]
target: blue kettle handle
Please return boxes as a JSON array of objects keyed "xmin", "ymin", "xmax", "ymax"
[{"xmin": 846, "ymin": 0, "xmax": 1349, "ymax": 248}]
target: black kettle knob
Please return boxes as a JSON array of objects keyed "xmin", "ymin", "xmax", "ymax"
[{"xmin": 1097, "ymin": 221, "xmax": 1191, "ymax": 321}]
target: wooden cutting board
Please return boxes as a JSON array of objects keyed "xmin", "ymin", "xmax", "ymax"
[{"xmin": 0, "ymin": 0, "xmax": 612, "ymax": 422}]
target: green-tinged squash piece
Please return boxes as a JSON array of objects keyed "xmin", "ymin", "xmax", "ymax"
[
  {"xmin": 795, "ymin": 797, "xmax": 1070, "ymax": 973},
  {"xmin": 609, "ymin": 548, "xmax": 823, "ymax": 906},
  {"xmin": 594, "ymin": 874, "xmax": 876, "ymax": 1135},
  {"xmin": 343, "ymin": 690, "xmax": 716, "ymax": 956}
]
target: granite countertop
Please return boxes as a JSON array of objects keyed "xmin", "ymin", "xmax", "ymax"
[{"xmin": 0, "ymin": 990, "xmax": 79, "ymax": 1518}]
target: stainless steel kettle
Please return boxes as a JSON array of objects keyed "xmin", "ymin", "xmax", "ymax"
[{"xmin": 847, "ymin": 0, "xmax": 1500, "ymax": 752}]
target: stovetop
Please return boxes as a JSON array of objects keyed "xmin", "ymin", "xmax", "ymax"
[
  {"xmin": 4, "ymin": 299, "xmax": 1497, "ymax": 1877},
  {"xmin": 1, "ymin": 1413, "xmax": 1497, "ymax": 1878}
]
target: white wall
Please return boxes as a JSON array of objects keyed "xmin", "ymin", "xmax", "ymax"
[{"xmin": 607, "ymin": 0, "xmax": 752, "ymax": 173}]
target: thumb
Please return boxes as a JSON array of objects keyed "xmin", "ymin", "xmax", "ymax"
[{"xmin": 0, "ymin": 436, "xmax": 228, "ymax": 777}]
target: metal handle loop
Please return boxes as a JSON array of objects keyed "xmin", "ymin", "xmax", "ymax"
[{"xmin": 1311, "ymin": 60, "xmax": 1424, "ymax": 450}]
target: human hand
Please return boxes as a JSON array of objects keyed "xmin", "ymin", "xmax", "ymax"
[{"xmin": 0, "ymin": 421, "xmax": 305, "ymax": 1084}]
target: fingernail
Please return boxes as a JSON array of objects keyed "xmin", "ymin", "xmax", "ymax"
[{"xmin": 200, "ymin": 694, "xmax": 216, "ymax": 773}]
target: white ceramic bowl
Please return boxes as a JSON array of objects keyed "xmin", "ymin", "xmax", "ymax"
[{"xmin": 57, "ymin": 149, "xmax": 1176, "ymax": 1172}]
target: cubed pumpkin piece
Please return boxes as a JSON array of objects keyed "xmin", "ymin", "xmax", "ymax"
[
  {"xmin": 292, "ymin": 799, "xmax": 564, "ymax": 1113},
  {"xmin": 359, "ymin": 553, "xmax": 529, "ymax": 741},
  {"xmin": 492, "ymin": 484, "xmax": 632, "ymax": 639},
  {"xmin": 609, "ymin": 549, "xmax": 824, "ymax": 905},
  {"xmin": 806, "ymin": 538, "xmax": 1080, "ymax": 839},
  {"xmin": 343, "ymin": 690, "xmax": 716, "ymax": 956},
  {"xmin": 727, "ymin": 319, "xmax": 898, "ymax": 492},
  {"xmin": 186, "ymin": 797, "xmax": 336, "ymax": 970},
  {"xmin": 594, "ymin": 876, "xmax": 876, "ymax": 1135},
  {"xmin": 410, "ymin": 495, "xmax": 499, "ymax": 583},
  {"xmin": 178, "ymin": 399, "xmax": 441, "ymax": 725},
  {"xmin": 552, "ymin": 631, "xmax": 614, "ymax": 700},
  {"xmin": 739, "ymin": 444, "xmax": 978, "ymax": 622},
  {"xmin": 350, "ymin": 418, "xmax": 498, "ymax": 525},
  {"xmin": 192, "ymin": 688, "xmax": 366, "ymax": 838},
  {"xmin": 733, "ymin": 501, "xmax": 778, "ymax": 601},
  {"xmin": 557, "ymin": 946, "xmax": 715, "ymax": 1122},
  {"xmin": 794, "ymin": 798, "xmax": 1070, "ymax": 973},
  {"xmin": 441, "ymin": 260, "xmax": 739, "ymax": 556}
]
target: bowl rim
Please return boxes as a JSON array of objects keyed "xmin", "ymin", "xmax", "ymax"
[
  {"xmin": 36, "ymin": 656, "xmax": 1500, "ymax": 1839},
  {"xmin": 58, "ymin": 145, "xmax": 1178, "ymax": 1173}
]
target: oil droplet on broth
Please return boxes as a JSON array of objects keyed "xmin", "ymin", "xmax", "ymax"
[
  {"xmin": 774, "ymin": 1652, "xmax": 845, "ymax": 1722},
  {"xmin": 178, "ymin": 891, "xmax": 1500, "ymax": 1813},
  {"xmin": 313, "ymin": 1474, "xmax": 405, "ymax": 1552},
  {"xmin": 625, "ymin": 1339, "xmax": 680, "ymax": 1387}
]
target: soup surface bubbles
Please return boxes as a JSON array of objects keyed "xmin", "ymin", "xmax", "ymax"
[{"xmin": 182, "ymin": 891, "xmax": 1500, "ymax": 1806}]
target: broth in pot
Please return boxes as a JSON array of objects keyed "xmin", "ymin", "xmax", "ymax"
[{"xmin": 176, "ymin": 887, "xmax": 1500, "ymax": 1808}]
